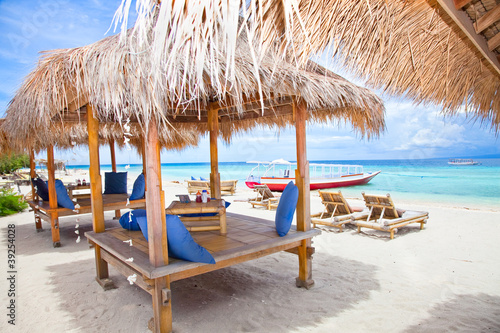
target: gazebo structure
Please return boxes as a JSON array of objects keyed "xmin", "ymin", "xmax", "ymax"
[{"xmin": 1, "ymin": 21, "xmax": 385, "ymax": 332}]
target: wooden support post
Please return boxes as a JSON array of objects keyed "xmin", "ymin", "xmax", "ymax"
[
  {"xmin": 145, "ymin": 118, "xmax": 172, "ymax": 333},
  {"xmin": 87, "ymin": 104, "xmax": 113, "ymax": 289},
  {"xmin": 46, "ymin": 145, "xmax": 60, "ymax": 247},
  {"xmin": 208, "ymin": 104, "xmax": 221, "ymax": 199},
  {"xmin": 293, "ymin": 98, "xmax": 314, "ymax": 289},
  {"xmin": 29, "ymin": 149, "xmax": 42, "ymax": 231},
  {"xmin": 109, "ymin": 138, "xmax": 121, "ymax": 219},
  {"xmin": 142, "ymin": 138, "xmax": 147, "ymax": 188}
]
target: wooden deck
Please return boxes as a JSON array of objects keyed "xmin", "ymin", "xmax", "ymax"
[
  {"xmin": 85, "ymin": 212, "xmax": 320, "ymax": 287},
  {"xmin": 28, "ymin": 194, "xmax": 146, "ymax": 247}
]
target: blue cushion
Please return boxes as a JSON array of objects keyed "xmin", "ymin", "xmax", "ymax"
[
  {"xmin": 32, "ymin": 178, "xmax": 49, "ymax": 201},
  {"xmin": 191, "ymin": 176, "xmax": 197, "ymax": 180},
  {"xmin": 200, "ymin": 177, "xmax": 207, "ymax": 181},
  {"xmin": 129, "ymin": 174, "xmax": 145, "ymax": 200},
  {"xmin": 104, "ymin": 172, "xmax": 127, "ymax": 194},
  {"xmin": 55, "ymin": 179, "xmax": 75, "ymax": 210},
  {"xmin": 119, "ymin": 209, "xmax": 146, "ymax": 231},
  {"xmin": 136, "ymin": 213, "xmax": 216, "ymax": 264},
  {"xmin": 275, "ymin": 181, "xmax": 298, "ymax": 237},
  {"xmin": 179, "ymin": 200, "xmax": 231, "ymax": 217}
]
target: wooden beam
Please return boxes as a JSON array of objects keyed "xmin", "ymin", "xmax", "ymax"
[
  {"xmin": 488, "ymin": 32, "xmax": 500, "ymax": 51},
  {"xmin": 87, "ymin": 104, "xmax": 105, "ymax": 233},
  {"xmin": 145, "ymin": 118, "xmax": 172, "ymax": 333},
  {"xmin": 87, "ymin": 103, "xmax": 112, "ymax": 287},
  {"xmin": 453, "ymin": 0, "xmax": 472, "ymax": 10},
  {"xmin": 109, "ymin": 138, "xmax": 121, "ymax": 219},
  {"xmin": 29, "ymin": 149, "xmax": 42, "ymax": 231},
  {"xmin": 46, "ymin": 145, "xmax": 60, "ymax": 247},
  {"xmin": 475, "ymin": 4, "xmax": 500, "ymax": 34},
  {"xmin": 436, "ymin": 0, "xmax": 500, "ymax": 76},
  {"xmin": 142, "ymin": 138, "xmax": 147, "ymax": 187},
  {"xmin": 208, "ymin": 103, "xmax": 221, "ymax": 199},
  {"xmin": 293, "ymin": 98, "xmax": 314, "ymax": 289}
]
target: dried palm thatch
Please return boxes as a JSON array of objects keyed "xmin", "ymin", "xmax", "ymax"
[
  {"xmin": 3, "ymin": 20, "xmax": 385, "ymax": 148},
  {"xmin": 114, "ymin": 0, "xmax": 500, "ymax": 133},
  {"xmin": 0, "ymin": 119, "xmax": 200, "ymax": 154}
]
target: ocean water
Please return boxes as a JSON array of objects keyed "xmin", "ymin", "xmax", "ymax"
[{"xmin": 68, "ymin": 158, "xmax": 500, "ymax": 210}]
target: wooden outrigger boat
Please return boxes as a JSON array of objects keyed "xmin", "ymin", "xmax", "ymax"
[{"xmin": 246, "ymin": 159, "xmax": 380, "ymax": 191}]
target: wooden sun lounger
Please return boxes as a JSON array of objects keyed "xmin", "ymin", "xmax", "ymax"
[
  {"xmin": 351, "ymin": 192, "xmax": 428, "ymax": 240},
  {"xmin": 187, "ymin": 180, "xmax": 238, "ymax": 195},
  {"xmin": 249, "ymin": 184, "xmax": 280, "ymax": 210},
  {"xmin": 27, "ymin": 194, "xmax": 146, "ymax": 247},
  {"xmin": 186, "ymin": 180, "xmax": 210, "ymax": 194},
  {"xmin": 220, "ymin": 180, "xmax": 238, "ymax": 195},
  {"xmin": 311, "ymin": 191, "xmax": 363, "ymax": 232}
]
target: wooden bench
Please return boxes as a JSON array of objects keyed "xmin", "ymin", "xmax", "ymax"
[{"xmin": 28, "ymin": 193, "xmax": 146, "ymax": 247}]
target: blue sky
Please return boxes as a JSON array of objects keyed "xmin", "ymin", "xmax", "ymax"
[{"xmin": 1, "ymin": 0, "xmax": 498, "ymax": 165}]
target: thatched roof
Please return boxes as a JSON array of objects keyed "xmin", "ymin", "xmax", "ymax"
[
  {"xmin": 112, "ymin": 0, "xmax": 500, "ymax": 133},
  {"xmin": 2, "ymin": 20, "xmax": 385, "ymax": 149}
]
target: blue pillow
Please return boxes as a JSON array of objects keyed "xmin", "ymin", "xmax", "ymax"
[
  {"xmin": 119, "ymin": 209, "xmax": 146, "ymax": 231},
  {"xmin": 191, "ymin": 176, "xmax": 197, "ymax": 180},
  {"xmin": 55, "ymin": 179, "xmax": 75, "ymax": 210},
  {"xmin": 200, "ymin": 177, "xmax": 207, "ymax": 181},
  {"xmin": 129, "ymin": 174, "xmax": 145, "ymax": 200},
  {"xmin": 104, "ymin": 172, "xmax": 127, "ymax": 194},
  {"xmin": 179, "ymin": 200, "xmax": 231, "ymax": 217},
  {"xmin": 275, "ymin": 181, "xmax": 298, "ymax": 237},
  {"xmin": 136, "ymin": 213, "xmax": 216, "ymax": 264},
  {"xmin": 32, "ymin": 178, "xmax": 49, "ymax": 201}
]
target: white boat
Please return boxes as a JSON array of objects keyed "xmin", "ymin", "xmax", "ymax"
[
  {"xmin": 448, "ymin": 159, "xmax": 480, "ymax": 166},
  {"xmin": 245, "ymin": 159, "xmax": 380, "ymax": 191}
]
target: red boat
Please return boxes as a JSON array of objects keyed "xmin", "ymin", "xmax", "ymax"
[{"xmin": 245, "ymin": 159, "xmax": 380, "ymax": 191}]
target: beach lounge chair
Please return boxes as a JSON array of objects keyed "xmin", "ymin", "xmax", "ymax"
[
  {"xmin": 187, "ymin": 179, "xmax": 238, "ymax": 196},
  {"xmin": 249, "ymin": 184, "xmax": 280, "ymax": 210},
  {"xmin": 351, "ymin": 192, "xmax": 429, "ymax": 239},
  {"xmin": 186, "ymin": 180, "xmax": 210, "ymax": 194},
  {"xmin": 220, "ymin": 180, "xmax": 238, "ymax": 195},
  {"xmin": 311, "ymin": 190, "xmax": 362, "ymax": 232}
]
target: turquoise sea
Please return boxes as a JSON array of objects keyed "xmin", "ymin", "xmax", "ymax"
[{"xmin": 68, "ymin": 158, "xmax": 500, "ymax": 210}]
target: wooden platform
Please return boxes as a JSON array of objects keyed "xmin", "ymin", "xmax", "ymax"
[
  {"xmin": 28, "ymin": 194, "xmax": 146, "ymax": 246},
  {"xmin": 85, "ymin": 212, "xmax": 320, "ymax": 285}
]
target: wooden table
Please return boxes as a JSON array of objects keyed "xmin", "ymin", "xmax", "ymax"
[
  {"xmin": 66, "ymin": 184, "xmax": 91, "ymax": 200},
  {"xmin": 166, "ymin": 199, "xmax": 227, "ymax": 235}
]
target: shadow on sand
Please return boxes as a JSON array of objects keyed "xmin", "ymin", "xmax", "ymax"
[
  {"xmin": 47, "ymin": 250, "xmax": 380, "ymax": 332},
  {"xmin": 404, "ymin": 293, "xmax": 500, "ymax": 332}
]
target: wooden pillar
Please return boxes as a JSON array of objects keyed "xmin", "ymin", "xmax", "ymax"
[
  {"xmin": 142, "ymin": 138, "xmax": 147, "ymax": 188},
  {"xmin": 29, "ymin": 149, "xmax": 42, "ymax": 231},
  {"xmin": 145, "ymin": 118, "xmax": 172, "ymax": 333},
  {"xmin": 87, "ymin": 104, "xmax": 113, "ymax": 289},
  {"xmin": 208, "ymin": 104, "xmax": 221, "ymax": 199},
  {"xmin": 109, "ymin": 138, "xmax": 121, "ymax": 219},
  {"xmin": 46, "ymin": 145, "xmax": 60, "ymax": 247},
  {"xmin": 294, "ymin": 98, "xmax": 314, "ymax": 289}
]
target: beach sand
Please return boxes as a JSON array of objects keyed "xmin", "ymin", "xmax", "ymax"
[{"xmin": 1, "ymin": 174, "xmax": 500, "ymax": 332}]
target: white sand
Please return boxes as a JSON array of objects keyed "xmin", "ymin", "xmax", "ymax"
[{"xmin": 1, "ymin": 176, "xmax": 500, "ymax": 332}]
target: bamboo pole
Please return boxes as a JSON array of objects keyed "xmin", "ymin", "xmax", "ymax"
[
  {"xmin": 208, "ymin": 103, "xmax": 221, "ymax": 199},
  {"xmin": 29, "ymin": 149, "xmax": 42, "ymax": 231},
  {"xmin": 87, "ymin": 104, "xmax": 113, "ymax": 289},
  {"xmin": 294, "ymin": 98, "xmax": 314, "ymax": 289},
  {"xmin": 145, "ymin": 118, "xmax": 172, "ymax": 333},
  {"xmin": 109, "ymin": 138, "xmax": 120, "ymax": 219},
  {"xmin": 46, "ymin": 145, "xmax": 60, "ymax": 247}
]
